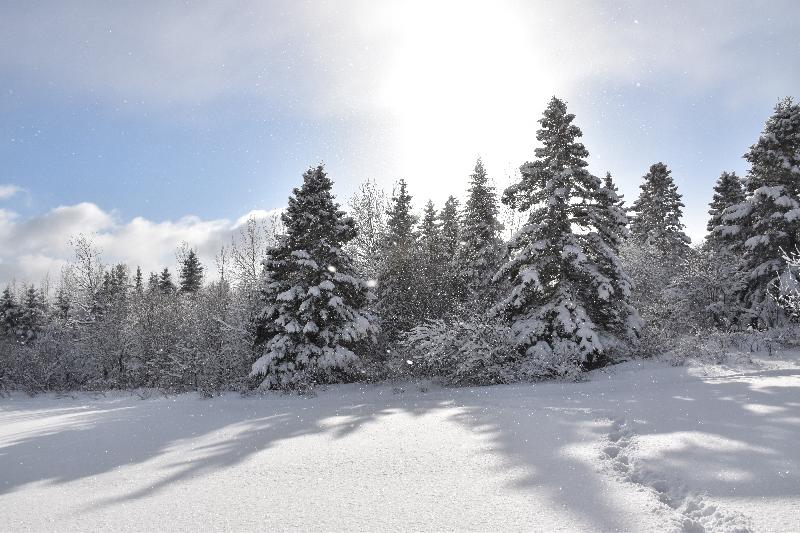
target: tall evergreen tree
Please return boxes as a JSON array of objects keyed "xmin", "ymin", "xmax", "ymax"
[
  {"xmin": 158, "ymin": 268, "xmax": 176, "ymax": 295},
  {"xmin": 721, "ymin": 97, "xmax": 800, "ymax": 326},
  {"xmin": 134, "ymin": 266, "xmax": 144, "ymax": 294},
  {"xmin": 418, "ymin": 200, "xmax": 448, "ymax": 320},
  {"xmin": 596, "ymin": 172, "xmax": 629, "ymax": 254},
  {"xmin": 0, "ymin": 287, "xmax": 19, "ymax": 339},
  {"xmin": 377, "ymin": 179, "xmax": 420, "ymax": 338},
  {"xmin": 179, "ymin": 249, "xmax": 204, "ymax": 294},
  {"xmin": 252, "ymin": 165, "xmax": 375, "ymax": 388},
  {"xmin": 18, "ymin": 285, "xmax": 47, "ymax": 342},
  {"xmin": 439, "ymin": 196, "xmax": 461, "ymax": 258},
  {"xmin": 630, "ymin": 162, "xmax": 691, "ymax": 256},
  {"xmin": 603, "ymin": 172, "xmax": 626, "ymax": 211},
  {"xmin": 587, "ymin": 173, "xmax": 640, "ymax": 339},
  {"xmin": 438, "ymin": 195, "xmax": 463, "ymax": 312},
  {"xmin": 497, "ymin": 97, "xmax": 636, "ymax": 369},
  {"xmin": 147, "ymin": 272, "xmax": 160, "ymax": 293},
  {"xmin": 460, "ymin": 158, "xmax": 503, "ymax": 301},
  {"xmin": 54, "ymin": 287, "xmax": 71, "ymax": 321},
  {"xmin": 707, "ymin": 171, "xmax": 744, "ymax": 234}
]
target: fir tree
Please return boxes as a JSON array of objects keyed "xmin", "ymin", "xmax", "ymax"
[
  {"xmin": 54, "ymin": 287, "xmax": 71, "ymax": 321},
  {"xmin": 377, "ymin": 179, "xmax": 420, "ymax": 338},
  {"xmin": 721, "ymin": 97, "xmax": 800, "ymax": 326},
  {"xmin": 147, "ymin": 272, "xmax": 160, "ymax": 293},
  {"xmin": 134, "ymin": 266, "xmax": 144, "ymax": 294},
  {"xmin": 18, "ymin": 286, "xmax": 47, "ymax": 342},
  {"xmin": 179, "ymin": 249, "xmax": 204, "ymax": 294},
  {"xmin": 596, "ymin": 172, "xmax": 629, "ymax": 254},
  {"xmin": 460, "ymin": 158, "xmax": 503, "ymax": 301},
  {"xmin": 497, "ymin": 97, "xmax": 636, "ymax": 369},
  {"xmin": 0, "ymin": 287, "xmax": 19, "ymax": 339},
  {"xmin": 604, "ymin": 172, "xmax": 626, "ymax": 211},
  {"xmin": 158, "ymin": 268, "xmax": 176, "ymax": 295},
  {"xmin": 252, "ymin": 164, "xmax": 375, "ymax": 388},
  {"xmin": 418, "ymin": 200, "xmax": 447, "ymax": 320},
  {"xmin": 707, "ymin": 171, "xmax": 744, "ymax": 234},
  {"xmin": 630, "ymin": 162, "xmax": 691, "ymax": 256},
  {"xmin": 439, "ymin": 196, "xmax": 461, "ymax": 259},
  {"xmin": 587, "ymin": 172, "xmax": 640, "ymax": 340},
  {"xmin": 438, "ymin": 195, "xmax": 463, "ymax": 312}
]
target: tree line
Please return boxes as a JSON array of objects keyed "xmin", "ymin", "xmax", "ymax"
[{"xmin": 1, "ymin": 96, "xmax": 799, "ymax": 392}]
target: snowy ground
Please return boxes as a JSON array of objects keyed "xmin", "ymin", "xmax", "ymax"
[{"xmin": 1, "ymin": 353, "xmax": 799, "ymax": 532}]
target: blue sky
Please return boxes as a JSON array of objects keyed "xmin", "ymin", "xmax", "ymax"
[{"xmin": 1, "ymin": 1, "xmax": 799, "ymax": 285}]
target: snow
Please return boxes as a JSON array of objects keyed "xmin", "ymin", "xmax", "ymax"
[{"xmin": 2, "ymin": 352, "xmax": 799, "ymax": 532}]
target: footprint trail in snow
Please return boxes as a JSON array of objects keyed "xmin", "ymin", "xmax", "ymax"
[{"xmin": 600, "ymin": 417, "xmax": 753, "ymax": 533}]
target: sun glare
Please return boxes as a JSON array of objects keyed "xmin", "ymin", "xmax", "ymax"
[{"xmin": 377, "ymin": 2, "xmax": 551, "ymax": 198}]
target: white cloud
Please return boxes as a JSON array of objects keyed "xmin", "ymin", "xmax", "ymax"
[
  {"xmin": 0, "ymin": 1, "xmax": 797, "ymax": 247},
  {"xmin": 0, "ymin": 203, "xmax": 281, "ymax": 288},
  {"xmin": 0, "ymin": 185, "xmax": 22, "ymax": 200}
]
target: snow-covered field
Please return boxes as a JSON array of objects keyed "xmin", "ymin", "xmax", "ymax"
[{"xmin": 2, "ymin": 353, "xmax": 799, "ymax": 532}]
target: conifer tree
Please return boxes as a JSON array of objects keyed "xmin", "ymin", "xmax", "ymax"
[
  {"xmin": 596, "ymin": 172, "xmax": 629, "ymax": 254},
  {"xmin": 707, "ymin": 171, "xmax": 745, "ymax": 239},
  {"xmin": 147, "ymin": 272, "xmax": 159, "ymax": 293},
  {"xmin": 460, "ymin": 158, "xmax": 503, "ymax": 301},
  {"xmin": 54, "ymin": 287, "xmax": 71, "ymax": 321},
  {"xmin": 134, "ymin": 266, "xmax": 144, "ymax": 294},
  {"xmin": 438, "ymin": 195, "xmax": 463, "ymax": 312},
  {"xmin": 439, "ymin": 196, "xmax": 461, "ymax": 258},
  {"xmin": 158, "ymin": 268, "xmax": 176, "ymax": 294},
  {"xmin": 18, "ymin": 286, "xmax": 47, "ymax": 342},
  {"xmin": 418, "ymin": 200, "xmax": 447, "ymax": 320},
  {"xmin": 179, "ymin": 249, "xmax": 204, "ymax": 294},
  {"xmin": 721, "ymin": 97, "xmax": 800, "ymax": 325},
  {"xmin": 630, "ymin": 162, "xmax": 691, "ymax": 256},
  {"xmin": 587, "ymin": 172, "xmax": 639, "ymax": 339},
  {"xmin": 497, "ymin": 97, "xmax": 636, "ymax": 369},
  {"xmin": 377, "ymin": 179, "xmax": 420, "ymax": 338},
  {"xmin": 252, "ymin": 164, "xmax": 375, "ymax": 388},
  {"xmin": 604, "ymin": 171, "xmax": 626, "ymax": 211},
  {"xmin": 0, "ymin": 287, "xmax": 19, "ymax": 339}
]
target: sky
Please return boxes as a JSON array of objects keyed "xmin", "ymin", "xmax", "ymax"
[{"xmin": 1, "ymin": 0, "xmax": 799, "ymax": 287}]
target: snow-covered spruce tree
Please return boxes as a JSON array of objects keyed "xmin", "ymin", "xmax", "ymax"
[
  {"xmin": 134, "ymin": 266, "xmax": 144, "ymax": 294},
  {"xmin": 418, "ymin": 200, "xmax": 444, "ymax": 320},
  {"xmin": 696, "ymin": 171, "xmax": 747, "ymax": 328},
  {"xmin": 377, "ymin": 179, "xmax": 421, "ymax": 339},
  {"xmin": 438, "ymin": 195, "xmax": 463, "ymax": 312},
  {"xmin": 460, "ymin": 158, "xmax": 504, "ymax": 304},
  {"xmin": 596, "ymin": 172, "xmax": 628, "ymax": 252},
  {"xmin": 0, "ymin": 287, "xmax": 20, "ymax": 340},
  {"xmin": 707, "ymin": 171, "xmax": 745, "ymax": 248},
  {"xmin": 585, "ymin": 172, "xmax": 640, "ymax": 342},
  {"xmin": 158, "ymin": 268, "xmax": 176, "ymax": 294},
  {"xmin": 179, "ymin": 249, "xmax": 204, "ymax": 294},
  {"xmin": 496, "ymin": 97, "xmax": 637, "ymax": 372},
  {"xmin": 17, "ymin": 285, "xmax": 47, "ymax": 343},
  {"xmin": 630, "ymin": 162, "xmax": 691, "ymax": 257},
  {"xmin": 603, "ymin": 171, "xmax": 626, "ymax": 211},
  {"xmin": 252, "ymin": 165, "xmax": 376, "ymax": 388},
  {"xmin": 721, "ymin": 98, "xmax": 800, "ymax": 326}
]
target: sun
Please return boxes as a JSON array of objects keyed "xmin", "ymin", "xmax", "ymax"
[{"xmin": 374, "ymin": 1, "xmax": 553, "ymax": 201}]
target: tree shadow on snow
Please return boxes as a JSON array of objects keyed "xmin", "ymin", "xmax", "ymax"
[{"xmin": 0, "ymin": 361, "xmax": 797, "ymax": 529}]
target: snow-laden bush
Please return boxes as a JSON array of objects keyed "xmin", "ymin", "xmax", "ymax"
[
  {"xmin": 629, "ymin": 325, "xmax": 800, "ymax": 367},
  {"xmin": 401, "ymin": 317, "xmax": 518, "ymax": 385},
  {"xmin": 401, "ymin": 315, "xmax": 584, "ymax": 386}
]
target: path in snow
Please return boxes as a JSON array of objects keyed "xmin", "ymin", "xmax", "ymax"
[{"xmin": 1, "ymin": 353, "xmax": 798, "ymax": 532}]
